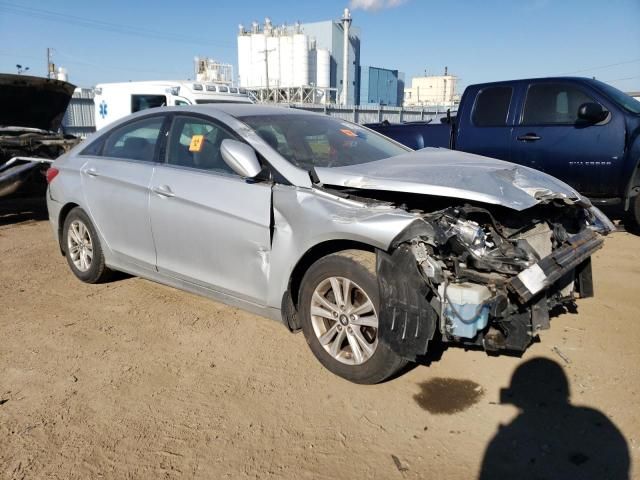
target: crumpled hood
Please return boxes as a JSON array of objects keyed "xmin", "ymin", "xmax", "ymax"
[{"xmin": 314, "ymin": 148, "xmax": 584, "ymax": 211}]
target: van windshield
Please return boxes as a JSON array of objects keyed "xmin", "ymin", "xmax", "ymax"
[
  {"xmin": 238, "ymin": 114, "xmax": 410, "ymax": 170},
  {"xmin": 195, "ymin": 99, "xmax": 252, "ymax": 104}
]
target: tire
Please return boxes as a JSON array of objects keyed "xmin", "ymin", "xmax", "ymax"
[
  {"xmin": 299, "ymin": 249, "xmax": 407, "ymax": 384},
  {"xmin": 62, "ymin": 207, "xmax": 111, "ymax": 284},
  {"xmin": 628, "ymin": 194, "xmax": 640, "ymax": 233}
]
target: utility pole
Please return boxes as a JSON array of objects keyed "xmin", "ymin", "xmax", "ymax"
[
  {"xmin": 46, "ymin": 48, "xmax": 54, "ymax": 79},
  {"xmin": 341, "ymin": 8, "xmax": 352, "ymax": 106},
  {"xmin": 258, "ymin": 48, "xmax": 275, "ymax": 102}
]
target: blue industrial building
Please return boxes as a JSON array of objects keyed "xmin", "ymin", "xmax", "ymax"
[{"xmin": 358, "ymin": 65, "xmax": 404, "ymax": 106}]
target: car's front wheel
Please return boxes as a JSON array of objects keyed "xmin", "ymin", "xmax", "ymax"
[
  {"xmin": 299, "ymin": 249, "xmax": 407, "ymax": 384},
  {"xmin": 62, "ymin": 207, "xmax": 111, "ymax": 283}
]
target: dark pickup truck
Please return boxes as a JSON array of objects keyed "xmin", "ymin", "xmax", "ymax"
[{"xmin": 366, "ymin": 77, "xmax": 640, "ymax": 228}]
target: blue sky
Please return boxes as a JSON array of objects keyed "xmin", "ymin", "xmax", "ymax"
[{"xmin": 1, "ymin": 0, "xmax": 639, "ymax": 93}]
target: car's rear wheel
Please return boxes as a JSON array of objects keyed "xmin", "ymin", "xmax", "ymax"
[
  {"xmin": 299, "ymin": 249, "xmax": 407, "ymax": 384},
  {"xmin": 62, "ymin": 207, "xmax": 111, "ymax": 283}
]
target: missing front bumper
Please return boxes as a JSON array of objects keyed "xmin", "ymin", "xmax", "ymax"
[{"xmin": 510, "ymin": 229, "xmax": 603, "ymax": 303}]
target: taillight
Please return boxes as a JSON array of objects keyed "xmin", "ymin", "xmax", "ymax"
[{"xmin": 46, "ymin": 167, "xmax": 59, "ymax": 184}]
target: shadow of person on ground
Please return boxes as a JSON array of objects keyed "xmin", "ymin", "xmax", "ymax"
[{"xmin": 479, "ymin": 357, "xmax": 629, "ymax": 480}]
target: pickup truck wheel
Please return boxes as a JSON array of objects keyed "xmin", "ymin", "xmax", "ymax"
[
  {"xmin": 629, "ymin": 195, "xmax": 640, "ymax": 232},
  {"xmin": 299, "ymin": 249, "xmax": 407, "ymax": 384},
  {"xmin": 62, "ymin": 207, "xmax": 111, "ymax": 284}
]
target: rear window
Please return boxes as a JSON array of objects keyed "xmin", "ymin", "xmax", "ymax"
[
  {"xmin": 102, "ymin": 116, "xmax": 164, "ymax": 162},
  {"xmin": 472, "ymin": 86, "xmax": 512, "ymax": 127}
]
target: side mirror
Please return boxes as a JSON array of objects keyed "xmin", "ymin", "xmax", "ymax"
[
  {"xmin": 578, "ymin": 102, "xmax": 608, "ymax": 124},
  {"xmin": 220, "ymin": 139, "xmax": 262, "ymax": 179}
]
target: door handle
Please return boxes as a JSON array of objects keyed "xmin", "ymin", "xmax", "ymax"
[
  {"xmin": 152, "ymin": 185, "xmax": 175, "ymax": 197},
  {"xmin": 517, "ymin": 133, "xmax": 541, "ymax": 142},
  {"xmin": 85, "ymin": 167, "xmax": 99, "ymax": 177}
]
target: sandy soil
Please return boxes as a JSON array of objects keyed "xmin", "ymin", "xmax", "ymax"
[{"xmin": 1, "ymin": 201, "xmax": 639, "ymax": 479}]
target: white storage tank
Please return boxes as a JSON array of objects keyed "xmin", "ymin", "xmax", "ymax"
[
  {"xmin": 279, "ymin": 34, "xmax": 293, "ymax": 88},
  {"xmin": 250, "ymin": 32, "xmax": 266, "ymax": 87},
  {"xmin": 292, "ymin": 33, "xmax": 309, "ymax": 87},
  {"xmin": 237, "ymin": 32, "xmax": 251, "ymax": 88},
  {"xmin": 266, "ymin": 34, "xmax": 280, "ymax": 87},
  {"xmin": 316, "ymin": 48, "xmax": 330, "ymax": 88}
]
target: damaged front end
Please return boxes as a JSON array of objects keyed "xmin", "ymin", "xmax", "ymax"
[{"xmin": 376, "ymin": 201, "xmax": 607, "ymax": 360}]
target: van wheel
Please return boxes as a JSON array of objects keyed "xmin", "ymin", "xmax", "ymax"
[
  {"xmin": 62, "ymin": 207, "xmax": 111, "ymax": 283},
  {"xmin": 298, "ymin": 249, "xmax": 407, "ymax": 384}
]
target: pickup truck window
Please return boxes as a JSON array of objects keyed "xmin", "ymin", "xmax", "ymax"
[
  {"xmin": 522, "ymin": 84, "xmax": 594, "ymax": 125},
  {"xmin": 472, "ymin": 87, "xmax": 512, "ymax": 127}
]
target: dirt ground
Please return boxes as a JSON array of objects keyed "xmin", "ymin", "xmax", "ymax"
[{"xmin": 1, "ymin": 199, "xmax": 639, "ymax": 479}]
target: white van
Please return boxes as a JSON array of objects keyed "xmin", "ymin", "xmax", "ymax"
[{"xmin": 94, "ymin": 80, "xmax": 252, "ymax": 130}]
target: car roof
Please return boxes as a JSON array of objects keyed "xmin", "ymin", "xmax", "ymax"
[{"xmin": 466, "ymin": 76, "xmax": 598, "ymax": 90}]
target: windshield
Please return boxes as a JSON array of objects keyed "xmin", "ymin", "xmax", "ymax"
[
  {"xmin": 195, "ymin": 99, "xmax": 252, "ymax": 104},
  {"xmin": 592, "ymin": 80, "xmax": 640, "ymax": 115},
  {"xmin": 238, "ymin": 113, "xmax": 410, "ymax": 169}
]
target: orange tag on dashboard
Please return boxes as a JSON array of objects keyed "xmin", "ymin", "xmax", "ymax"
[
  {"xmin": 189, "ymin": 135, "xmax": 204, "ymax": 152},
  {"xmin": 340, "ymin": 129, "xmax": 358, "ymax": 137}
]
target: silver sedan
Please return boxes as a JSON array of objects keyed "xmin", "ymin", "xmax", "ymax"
[{"xmin": 47, "ymin": 105, "xmax": 612, "ymax": 383}]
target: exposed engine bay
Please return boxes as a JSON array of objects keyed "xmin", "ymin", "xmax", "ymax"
[{"xmin": 324, "ymin": 186, "xmax": 611, "ymax": 361}]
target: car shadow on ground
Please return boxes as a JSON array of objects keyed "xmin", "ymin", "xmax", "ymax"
[
  {"xmin": 478, "ymin": 357, "xmax": 630, "ymax": 480},
  {"xmin": 0, "ymin": 196, "xmax": 49, "ymax": 227}
]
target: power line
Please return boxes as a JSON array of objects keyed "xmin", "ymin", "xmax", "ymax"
[
  {"xmin": 0, "ymin": 1, "xmax": 235, "ymax": 49},
  {"xmin": 558, "ymin": 58, "xmax": 640, "ymax": 75},
  {"xmin": 0, "ymin": 51, "xmax": 188, "ymax": 77},
  {"xmin": 603, "ymin": 75, "xmax": 640, "ymax": 83}
]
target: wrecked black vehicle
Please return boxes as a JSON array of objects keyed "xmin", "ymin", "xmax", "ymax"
[{"xmin": 0, "ymin": 73, "xmax": 79, "ymax": 197}]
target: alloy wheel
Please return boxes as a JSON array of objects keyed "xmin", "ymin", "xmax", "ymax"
[
  {"xmin": 67, "ymin": 220, "xmax": 93, "ymax": 272},
  {"xmin": 310, "ymin": 276, "xmax": 379, "ymax": 365}
]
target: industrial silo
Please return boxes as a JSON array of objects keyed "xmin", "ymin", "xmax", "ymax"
[
  {"xmin": 279, "ymin": 32, "xmax": 293, "ymax": 88},
  {"xmin": 316, "ymin": 48, "xmax": 330, "ymax": 88},
  {"xmin": 237, "ymin": 26, "xmax": 251, "ymax": 88},
  {"xmin": 292, "ymin": 32, "xmax": 309, "ymax": 87},
  {"xmin": 251, "ymin": 29, "xmax": 266, "ymax": 87},
  {"xmin": 265, "ymin": 31, "xmax": 280, "ymax": 87}
]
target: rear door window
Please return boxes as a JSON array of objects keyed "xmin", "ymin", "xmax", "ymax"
[
  {"xmin": 472, "ymin": 87, "xmax": 513, "ymax": 127},
  {"xmin": 102, "ymin": 116, "xmax": 164, "ymax": 162},
  {"xmin": 522, "ymin": 83, "xmax": 596, "ymax": 125}
]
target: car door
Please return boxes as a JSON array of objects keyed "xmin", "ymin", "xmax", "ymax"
[
  {"xmin": 149, "ymin": 114, "xmax": 272, "ymax": 304},
  {"xmin": 456, "ymin": 85, "xmax": 515, "ymax": 161},
  {"xmin": 510, "ymin": 82, "xmax": 626, "ymax": 196},
  {"xmin": 80, "ymin": 114, "xmax": 166, "ymax": 268}
]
